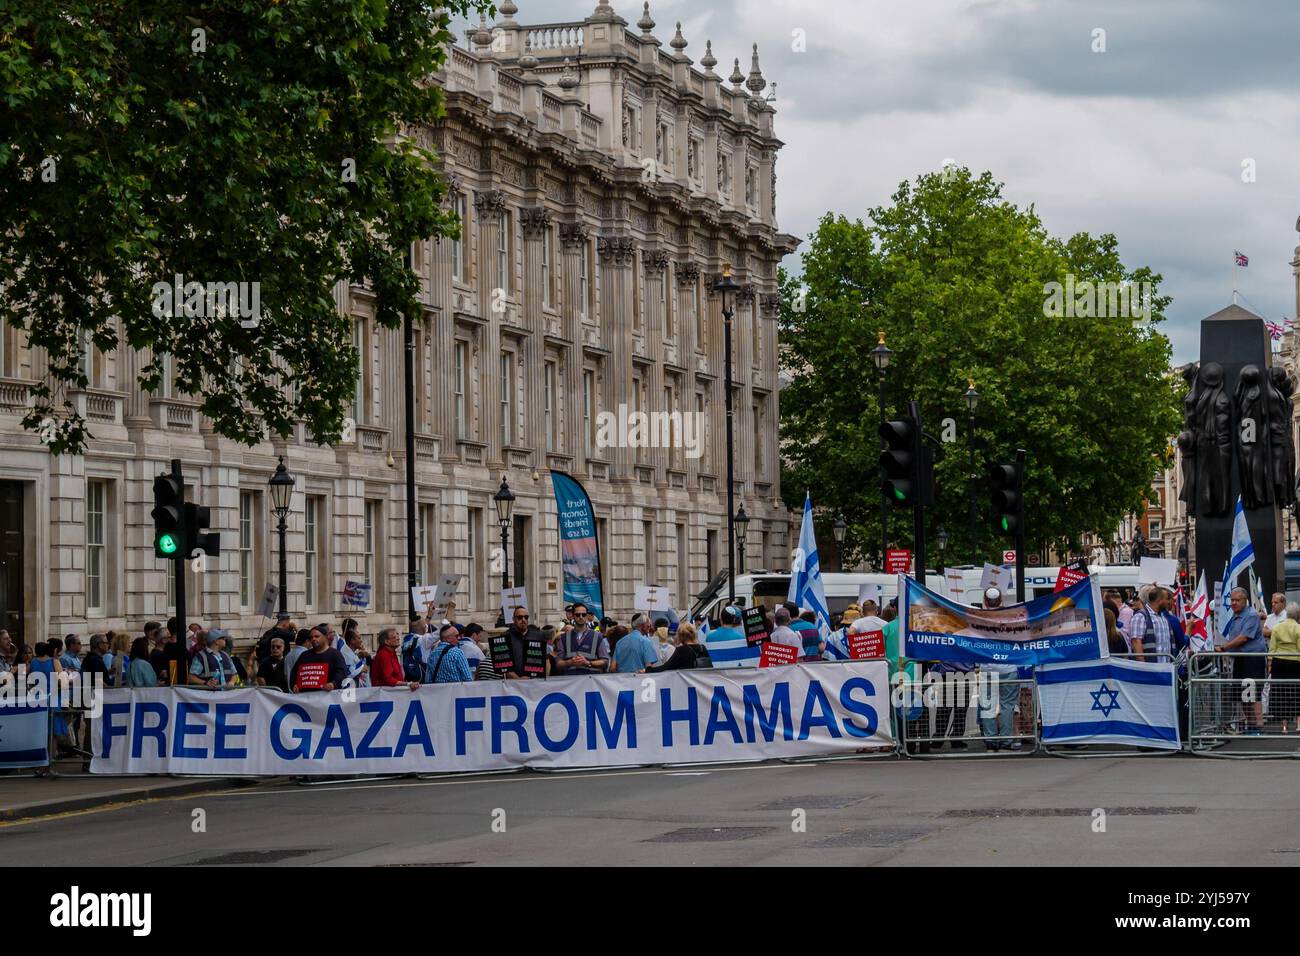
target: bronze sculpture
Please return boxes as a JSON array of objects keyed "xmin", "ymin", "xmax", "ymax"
[
  {"xmin": 1233, "ymin": 364, "xmax": 1272, "ymax": 509},
  {"xmin": 1193, "ymin": 362, "xmax": 1232, "ymax": 517},
  {"xmin": 1268, "ymin": 365, "xmax": 1295, "ymax": 508}
]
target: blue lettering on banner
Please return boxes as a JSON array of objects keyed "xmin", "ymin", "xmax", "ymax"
[
  {"xmin": 394, "ymin": 700, "xmax": 434, "ymax": 758},
  {"xmin": 101, "ymin": 702, "xmax": 130, "ymax": 759},
  {"xmin": 455, "ymin": 698, "xmax": 486, "ymax": 756},
  {"xmin": 660, "ymin": 687, "xmax": 700, "ymax": 747},
  {"xmin": 314, "ymin": 705, "xmax": 355, "ymax": 760},
  {"xmin": 798, "ymin": 681, "xmax": 842, "ymax": 741},
  {"xmin": 173, "ymin": 701, "xmax": 209, "ymax": 759},
  {"xmin": 491, "ymin": 695, "xmax": 530, "ymax": 754},
  {"xmin": 214, "ymin": 703, "xmax": 250, "ymax": 759},
  {"xmin": 131, "ymin": 701, "xmax": 169, "ymax": 759},
  {"xmin": 585, "ymin": 690, "xmax": 636, "ymax": 750},
  {"xmin": 704, "ymin": 686, "xmax": 744, "ymax": 745},
  {"xmin": 356, "ymin": 701, "xmax": 394, "ymax": 759},
  {"xmin": 838, "ymin": 677, "xmax": 879, "ymax": 738},
  {"xmin": 742, "ymin": 682, "xmax": 793, "ymax": 743},
  {"xmin": 536, "ymin": 692, "xmax": 580, "ymax": 753},
  {"xmin": 270, "ymin": 704, "xmax": 311, "ymax": 760}
]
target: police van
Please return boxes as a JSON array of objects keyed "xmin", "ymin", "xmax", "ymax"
[
  {"xmin": 689, "ymin": 569, "xmax": 946, "ymax": 627},
  {"xmin": 944, "ymin": 564, "xmax": 1143, "ymax": 604}
]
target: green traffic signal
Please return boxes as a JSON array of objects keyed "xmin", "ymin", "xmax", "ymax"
[
  {"xmin": 894, "ymin": 488, "xmax": 907, "ymax": 501},
  {"xmin": 1000, "ymin": 516, "xmax": 1009, "ymax": 531},
  {"xmin": 157, "ymin": 532, "xmax": 179, "ymax": 555}
]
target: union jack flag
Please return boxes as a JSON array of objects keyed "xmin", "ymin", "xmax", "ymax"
[
  {"xmin": 1266, "ymin": 320, "xmax": 1286, "ymax": 340},
  {"xmin": 1234, "ymin": 251, "xmax": 1249, "ymax": 267}
]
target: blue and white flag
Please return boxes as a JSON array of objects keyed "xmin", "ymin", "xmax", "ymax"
[
  {"xmin": 787, "ymin": 492, "xmax": 831, "ymax": 638},
  {"xmin": 1221, "ymin": 495, "xmax": 1255, "ymax": 615},
  {"xmin": 1037, "ymin": 658, "xmax": 1180, "ymax": 750},
  {"xmin": 703, "ymin": 628, "xmax": 760, "ymax": 668},
  {"xmin": 0, "ymin": 700, "xmax": 50, "ymax": 769}
]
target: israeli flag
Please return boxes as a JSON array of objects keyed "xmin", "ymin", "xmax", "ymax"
[
  {"xmin": 0, "ymin": 700, "xmax": 50, "ymax": 769},
  {"xmin": 704, "ymin": 629, "xmax": 760, "ymax": 669},
  {"xmin": 823, "ymin": 627, "xmax": 851, "ymax": 661},
  {"xmin": 1221, "ymin": 495, "xmax": 1255, "ymax": 615},
  {"xmin": 1037, "ymin": 658, "xmax": 1181, "ymax": 750},
  {"xmin": 787, "ymin": 492, "xmax": 832, "ymax": 638}
]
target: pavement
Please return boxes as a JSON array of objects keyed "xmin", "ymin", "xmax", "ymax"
[{"xmin": 4, "ymin": 754, "xmax": 1300, "ymax": 865}]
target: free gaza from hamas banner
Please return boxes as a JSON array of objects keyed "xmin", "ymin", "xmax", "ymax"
[
  {"xmin": 90, "ymin": 662, "xmax": 892, "ymax": 775},
  {"xmin": 899, "ymin": 572, "xmax": 1107, "ymax": 666}
]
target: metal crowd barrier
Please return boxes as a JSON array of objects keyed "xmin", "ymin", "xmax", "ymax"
[
  {"xmin": 1188, "ymin": 652, "xmax": 1300, "ymax": 759},
  {"xmin": 895, "ymin": 669, "xmax": 1037, "ymax": 757}
]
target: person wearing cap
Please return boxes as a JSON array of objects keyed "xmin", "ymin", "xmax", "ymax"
[
  {"xmin": 703, "ymin": 605, "xmax": 757, "ymax": 668},
  {"xmin": 977, "ymin": 587, "xmax": 1022, "ymax": 751},
  {"xmin": 841, "ymin": 604, "xmax": 862, "ymax": 627},
  {"xmin": 257, "ymin": 614, "xmax": 297, "ymax": 665},
  {"xmin": 614, "ymin": 614, "xmax": 660, "ymax": 674},
  {"xmin": 188, "ymin": 629, "xmax": 239, "ymax": 689},
  {"xmin": 291, "ymin": 626, "xmax": 349, "ymax": 692}
]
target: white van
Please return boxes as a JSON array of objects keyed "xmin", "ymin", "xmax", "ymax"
[
  {"xmin": 689, "ymin": 569, "xmax": 945, "ymax": 626},
  {"xmin": 944, "ymin": 564, "xmax": 1143, "ymax": 604}
]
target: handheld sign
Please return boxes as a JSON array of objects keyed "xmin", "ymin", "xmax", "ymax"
[
  {"xmin": 411, "ymin": 584, "xmax": 438, "ymax": 613},
  {"xmin": 1138, "ymin": 556, "xmax": 1178, "ymax": 588},
  {"xmin": 500, "ymin": 586, "xmax": 529, "ymax": 621},
  {"xmin": 635, "ymin": 584, "xmax": 673, "ymax": 612},
  {"xmin": 885, "ymin": 549, "xmax": 911, "ymax": 574},
  {"xmin": 743, "ymin": 605, "xmax": 770, "ymax": 646},
  {"xmin": 1054, "ymin": 557, "xmax": 1090, "ymax": 593},
  {"xmin": 759, "ymin": 641, "xmax": 799, "ymax": 668},
  {"xmin": 295, "ymin": 661, "xmax": 330, "ymax": 691},
  {"xmin": 256, "ymin": 583, "xmax": 278, "ymax": 619},
  {"xmin": 434, "ymin": 573, "xmax": 462, "ymax": 607},
  {"xmin": 858, "ymin": 583, "xmax": 882, "ymax": 608},
  {"xmin": 849, "ymin": 629, "xmax": 885, "ymax": 660}
]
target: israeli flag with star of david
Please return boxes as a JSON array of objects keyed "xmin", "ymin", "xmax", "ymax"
[
  {"xmin": 1036, "ymin": 658, "xmax": 1181, "ymax": 750},
  {"xmin": 0, "ymin": 698, "xmax": 51, "ymax": 769}
]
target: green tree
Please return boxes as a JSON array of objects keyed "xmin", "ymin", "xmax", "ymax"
[
  {"xmin": 0, "ymin": 0, "xmax": 490, "ymax": 454},
  {"xmin": 779, "ymin": 168, "xmax": 1181, "ymax": 568}
]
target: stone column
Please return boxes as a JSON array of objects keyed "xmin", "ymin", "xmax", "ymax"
[
  {"xmin": 475, "ymin": 189, "xmax": 506, "ymax": 469},
  {"xmin": 599, "ymin": 235, "xmax": 636, "ymax": 483},
  {"xmin": 559, "ymin": 221, "xmax": 589, "ymax": 465},
  {"xmin": 521, "ymin": 206, "xmax": 552, "ymax": 460}
]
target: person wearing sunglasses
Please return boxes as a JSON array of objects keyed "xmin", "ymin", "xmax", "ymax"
[
  {"xmin": 553, "ymin": 602, "xmax": 610, "ymax": 676},
  {"xmin": 502, "ymin": 607, "xmax": 546, "ymax": 679}
]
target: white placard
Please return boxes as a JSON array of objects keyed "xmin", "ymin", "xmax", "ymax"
[
  {"xmin": 1138, "ymin": 556, "xmax": 1178, "ymax": 587},
  {"xmin": 943, "ymin": 569, "xmax": 965, "ymax": 601},
  {"xmin": 636, "ymin": 584, "xmax": 674, "ymax": 612},
  {"xmin": 434, "ymin": 573, "xmax": 462, "ymax": 607},
  {"xmin": 256, "ymin": 583, "xmax": 278, "ymax": 619},
  {"xmin": 857, "ymin": 583, "xmax": 882, "ymax": 608},
  {"xmin": 411, "ymin": 584, "xmax": 438, "ymax": 613},
  {"xmin": 979, "ymin": 562, "xmax": 1014, "ymax": 595},
  {"xmin": 501, "ymin": 586, "xmax": 529, "ymax": 620}
]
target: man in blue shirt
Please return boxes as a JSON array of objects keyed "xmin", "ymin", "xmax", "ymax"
[
  {"xmin": 705, "ymin": 606, "xmax": 758, "ymax": 668},
  {"xmin": 1220, "ymin": 586, "xmax": 1266, "ymax": 732},
  {"xmin": 426, "ymin": 623, "xmax": 474, "ymax": 683},
  {"xmin": 613, "ymin": 615, "xmax": 659, "ymax": 674},
  {"xmin": 786, "ymin": 603, "xmax": 823, "ymax": 661}
]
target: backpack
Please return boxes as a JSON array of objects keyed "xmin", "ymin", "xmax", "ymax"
[
  {"xmin": 400, "ymin": 635, "xmax": 425, "ymax": 682},
  {"xmin": 690, "ymin": 644, "xmax": 713, "ymax": 669}
]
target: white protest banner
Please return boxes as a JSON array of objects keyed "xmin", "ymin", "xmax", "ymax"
[
  {"xmin": 635, "ymin": 584, "xmax": 673, "ymax": 612},
  {"xmin": 91, "ymin": 662, "xmax": 893, "ymax": 775},
  {"xmin": 1138, "ymin": 556, "xmax": 1178, "ymax": 588},
  {"xmin": 501, "ymin": 586, "xmax": 529, "ymax": 620},
  {"xmin": 256, "ymin": 583, "xmax": 278, "ymax": 619},
  {"xmin": 857, "ymin": 583, "xmax": 882, "ymax": 608}
]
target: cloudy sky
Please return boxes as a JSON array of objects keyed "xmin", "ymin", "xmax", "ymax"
[{"xmin": 459, "ymin": 0, "xmax": 1300, "ymax": 363}]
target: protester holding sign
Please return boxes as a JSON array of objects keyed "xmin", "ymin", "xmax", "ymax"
[
  {"xmin": 290, "ymin": 627, "xmax": 349, "ymax": 693},
  {"xmin": 496, "ymin": 607, "xmax": 547, "ymax": 679}
]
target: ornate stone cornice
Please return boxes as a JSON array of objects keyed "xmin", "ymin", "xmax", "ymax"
[
  {"xmin": 520, "ymin": 206, "xmax": 553, "ymax": 237},
  {"xmin": 644, "ymin": 249, "xmax": 670, "ymax": 274},
  {"xmin": 760, "ymin": 293, "xmax": 782, "ymax": 316},
  {"xmin": 473, "ymin": 189, "xmax": 507, "ymax": 223},
  {"xmin": 736, "ymin": 284, "xmax": 757, "ymax": 306},
  {"xmin": 675, "ymin": 261, "xmax": 700, "ymax": 286},
  {"xmin": 597, "ymin": 235, "xmax": 637, "ymax": 266},
  {"xmin": 558, "ymin": 221, "xmax": 590, "ymax": 248}
]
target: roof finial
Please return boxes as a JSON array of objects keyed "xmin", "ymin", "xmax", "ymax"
[
  {"xmin": 746, "ymin": 43, "xmax": 767, "ymax": 94},
  {"xmin": 729, "ymin": 57, "xmax": 745, "ymax": 86},
  {"xmin": 592, "ymin": 0, "xmax": 616, "ymax": 21},
  {"xmin": 472, "ymin": 13, "xmax": 494, "ymax": 50},
  {"xmin": 558, "ymin": 57, "xmax": 580, "ymax": 92},
  {"xmin": 637, "ymin": 2, "xmax": 655, "ymax": 34},
  {"xmin": 670, "ymin": 21, "xmax": 688, "ymax": 52},
  {"xmin": 500, "ymin": 0, "xmax": 519, "ymax": 21},
  {"xmin": 519, "ymin": 36, "xmax": 539, "ymax": 74},
  {"xmin": 700, "ymin": 40, "xmax": 717, "ymax": 73}
]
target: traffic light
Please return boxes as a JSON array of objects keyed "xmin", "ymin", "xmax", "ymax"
[
  {"xmin": 152, "ymin": 471, "xmax": 184, "ymax": 558},
  {"xmin": 880, "ymin": 418, "xmax": 917, "ymax": 505},
  {"xmin": 185, "ymin": 502, "xmax": 221, "ymax": 558},
  {"xmin": 989, "ymin": 462, "xmax": 1023, "ymax": 536}
]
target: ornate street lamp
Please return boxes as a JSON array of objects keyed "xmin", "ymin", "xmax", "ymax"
[
  {"xmin": 936, "ymin": 526, "xmax": 950, "ymax": 559},
  {"xmin": 871, "ymin": 330, "xmax": 893, "ymax": 570},
  {"xmin": 735, "ymin": 504, "xmax": 750, "ymax": 575},
  {"xmin": 268, "ymin": 458, "xmax": 295, "ymax": 616},
  {"xmin": 833, "ymin": 514, "xmax": 847, "ymax": 571},
  {"xmin": 714, "ymin": 264, "xmax": 742, "ymax": 604},
  {"xmin": 493, "ymin": 477, "xmax": 516, "ymax": 627},
  {"xmin": 964, "ymin": 378, "xmax": 980, "ymax": 565}
]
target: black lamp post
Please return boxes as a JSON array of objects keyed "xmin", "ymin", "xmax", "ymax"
[
  {"xmin": 832, "ymin": 514, "xmax": 847, "ymax": 571},
  {"xmin": 735, "ymin": 504, "xmax": 750, "ymax": 575},
  {"xmin": 871, "ymin": 331, "xmax": 893, "ymax": 571},
  {"xmin": 268, "ymin": 458, "xmax": 295, "ymax": 616},
  {"xmin": 964, "ymin": 378, "xmax": 979, "ymax": 565},
  {"xmin": 493, "ymin": 477, "xmax": 515, "ymax": 627},
  {"xmin": 936, "ymin": 526, "xmax": 949, "ymax": 565},
  {"xmin": 714, "ymin": 264, "xmax": 741, "ymax": 605}
]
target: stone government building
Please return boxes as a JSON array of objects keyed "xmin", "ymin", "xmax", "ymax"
[{"xmin": 0, "ymin": 0, "xmax": 797, "ymax": 645}]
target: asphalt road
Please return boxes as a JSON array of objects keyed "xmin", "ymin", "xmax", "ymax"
[{"xmin": 4, "ymin": 755, "xmax": 1299, "ymax": 866}]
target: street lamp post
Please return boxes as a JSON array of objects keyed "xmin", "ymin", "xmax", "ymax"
[
  {"xmin": 964, "ymin": 379, "xmax": 979, "ymax": 566},
  {"xmin": 494, "ymin": 477, "xmax": 515, "ymax": 627},
  {"xmin": 871, "ymin": 331, "xmax": 894, "ymax": 570},
  {"xmin": 735, "ymin": 504, "xmax": 750, "ymax": 575},
  {"xmin": 714, "ymin": 265, "xmax": 741, "ymax": 605},
  {"xmin": 936, "ymin": 526, "xmax": 949, "ymax": 566},
  {"xmin": 268, "ymin": 458, "xmax": 295, "ymax": 616},
  {"xmin": 832, "ymin": 514, "xmax": 847, "ymax": 572}
]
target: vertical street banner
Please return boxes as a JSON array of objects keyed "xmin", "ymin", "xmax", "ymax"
[
  {"xmin": 550, "ymin": 471, "xmax": 604, "ymax": 621},
  {"xmin": 900, "ymin": 572, "xmax": 1107, "ymax": 666}
]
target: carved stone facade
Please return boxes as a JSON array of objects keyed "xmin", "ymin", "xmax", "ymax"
[{"xmin": 0, "ymin": 1, "xmax": 798, "ymax": 645}]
